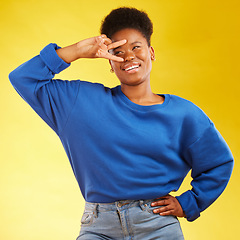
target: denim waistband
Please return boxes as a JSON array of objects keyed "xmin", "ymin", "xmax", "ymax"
[{"xmin": 85, "ymin": 199, "xmax": 157, "ymax": 212}]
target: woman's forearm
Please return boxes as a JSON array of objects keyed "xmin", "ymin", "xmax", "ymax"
[{"xmin": 56, "ymin": 43, "xmax": 80, "ymax": 63}]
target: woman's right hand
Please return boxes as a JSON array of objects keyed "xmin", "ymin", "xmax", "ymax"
[{"xmin": 56, "ymin": 35, "xmax": 126, "ymax": 63}]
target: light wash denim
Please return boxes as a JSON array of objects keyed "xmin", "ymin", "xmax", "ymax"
[{"xmin": 76, "ymin": 199, "xmax": 184, "ymax": 240}]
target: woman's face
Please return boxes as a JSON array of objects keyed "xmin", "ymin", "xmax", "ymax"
[{"xmin": 109, "ymin": 28, "xmax": 155, "ymax": 87}]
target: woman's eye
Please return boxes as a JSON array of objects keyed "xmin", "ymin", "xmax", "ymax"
[
  {"xmin": 114, "ymin": 51, "xmax": 123, "ymax": 56},
  {"xmin": 133, "ymin": 46, "xmax": 140, "ymax": 50}
]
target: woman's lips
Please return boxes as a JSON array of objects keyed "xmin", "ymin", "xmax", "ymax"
[{"xmin": 122, "ymin": 63, "xmax": 141, "ymax": 73}]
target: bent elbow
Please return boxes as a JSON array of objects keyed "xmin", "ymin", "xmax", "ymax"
[{"xmin": 9, "ymin": 69, "xmax": 18, "ymax": 87}]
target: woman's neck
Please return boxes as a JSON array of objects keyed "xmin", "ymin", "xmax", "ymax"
[{"xmin": 120, "ymin": 81, "xmax": 164, "ymax": 106}]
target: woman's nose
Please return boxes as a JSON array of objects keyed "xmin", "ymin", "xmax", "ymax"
[{"xmin": 124, "ymin": 51, "xmax": 135, "ymax": 61}]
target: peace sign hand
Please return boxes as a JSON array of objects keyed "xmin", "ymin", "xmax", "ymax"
[
  {"xmin": 76, "ymin": 35, "xmax": 126, "ymax": 62},
  {"xmin": 56, "ymin": 35, "xmax": 127, "ymax": 63}
]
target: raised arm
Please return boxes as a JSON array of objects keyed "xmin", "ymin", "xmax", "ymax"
[{"xmin": 9, "ymin": 35, "xmax": 126, "ymax": 134}]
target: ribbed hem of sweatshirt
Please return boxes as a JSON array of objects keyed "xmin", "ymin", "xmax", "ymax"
[
  {"xmin": 176, "ymin": 191, "xmax": 200, "ymax": 222},
  {"xmin": 40, "ymin": 43, "xmax": 70, "ymax": 74}
]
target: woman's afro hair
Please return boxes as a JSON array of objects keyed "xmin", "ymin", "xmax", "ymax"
[{"xmin": 100, "ymin": 7, "xmax": 153, "ymax": 46}]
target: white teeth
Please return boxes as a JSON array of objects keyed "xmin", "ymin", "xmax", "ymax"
[{"xmin": 125, "ymin": 65, "xmax": 139, "ymax": 71}]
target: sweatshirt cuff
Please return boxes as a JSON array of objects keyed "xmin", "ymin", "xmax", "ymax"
[
  {"xmin": 176, "ymin": 190, "xmax": 200, "ymax": 222},
  {"xmin": 40, "ymin": 43, "xmax": 70, "ymax": 74}
]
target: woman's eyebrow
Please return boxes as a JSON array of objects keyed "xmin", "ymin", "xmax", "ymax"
[{"xmin": 131, "ymin": 41, "xmax": 142, "ymax": 45}]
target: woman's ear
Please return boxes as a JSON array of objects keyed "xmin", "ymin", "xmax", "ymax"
[{"xmin": 150, "ymin": 46, "xmax": 155, "ymax": 61}]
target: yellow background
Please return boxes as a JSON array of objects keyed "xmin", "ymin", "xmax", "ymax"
[{"xmin": 1, "ymin": 0, "xmax": 239, "ymax": 239}]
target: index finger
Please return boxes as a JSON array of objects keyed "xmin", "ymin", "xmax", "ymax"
[
  {"xmin": 151, "ymin": 198, "xmax": 169, "ymax": 207},
  {"xmin": 107, "ymin": 39, "xmax": 127, "ymax": 50}
]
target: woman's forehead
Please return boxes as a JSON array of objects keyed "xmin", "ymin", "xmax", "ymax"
[{"xmin": 111, "ymin": 28, "xmax": 147, "ymax": 43}]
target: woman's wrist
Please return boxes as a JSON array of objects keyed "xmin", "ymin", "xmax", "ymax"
[{"xmin": 56, "ymin": 43, "xmax": 81, "ymax": 63}]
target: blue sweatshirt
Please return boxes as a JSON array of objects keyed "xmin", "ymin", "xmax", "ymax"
[{"xmin": 9, "ymin": 43, "xmax": 233, "ymax": 221}]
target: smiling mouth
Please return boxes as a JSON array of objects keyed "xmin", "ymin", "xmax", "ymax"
[{"xmin": 123, "ymin": 64, "xmax": 141, "ymax": 72}]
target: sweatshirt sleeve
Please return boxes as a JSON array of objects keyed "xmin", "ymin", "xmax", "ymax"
[
  {"xmin": 9, "ymin": 43, "xmax": 80, "ymax": 135},
  {"xmin": 176, "ymin": 123, "xmax": 234, "ymax": 221}
]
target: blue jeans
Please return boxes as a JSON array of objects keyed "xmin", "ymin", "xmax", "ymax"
[{"xmin": 76, "ymin": 199, "xmax": 184, "ymax": 240}]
